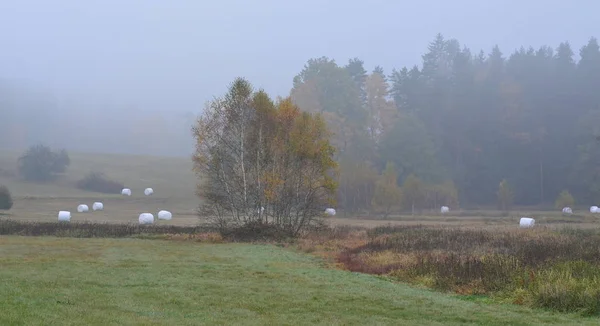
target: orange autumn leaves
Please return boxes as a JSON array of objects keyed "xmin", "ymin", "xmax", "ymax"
[
  {"xmin": 261, "ymin": 98, "xmax": 337, "ymax": 204},
  {"xmin": 192, "ymin": 78, "xmax": 337, "ymax": 233}
]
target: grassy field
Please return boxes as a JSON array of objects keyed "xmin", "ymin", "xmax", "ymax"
[
  {"xmin": 0, "ymin": 150, "xmax": 197, "ymax": 199},
  {"xmin": 0, "ymin": 149, "xmax": 200, "ymax": 225},
  {"xmin": 2, "ymin": 149, "xmax": 599, "ymax": 229},
  {"xmin": 1, "ymin": 236, "xmax": 598, "ymax": 325},
  {"xmin": 2, "ymin": 149, "xmax": 600, "ymax": 322}
]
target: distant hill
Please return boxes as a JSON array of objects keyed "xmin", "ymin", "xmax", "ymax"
[{"xmin": 0, "ymin": 79, "xmax": 196, "ymax": 157}]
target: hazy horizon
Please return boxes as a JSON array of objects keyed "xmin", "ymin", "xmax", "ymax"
[{"xmin": 0, "ymin": 0, "xmax": 597, "ymax": 156}]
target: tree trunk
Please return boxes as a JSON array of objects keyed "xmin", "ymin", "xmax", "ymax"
[
  {"xmin": 383, "ymin": 204, "xmax": 391, "ymax": 219},
  {"xmin": 240, "ymin": 124, "xmax": 247, "ymax": 216},
  {"xmin": 539, "ymin": 147, "xmax": 544, "ymax": 205}
]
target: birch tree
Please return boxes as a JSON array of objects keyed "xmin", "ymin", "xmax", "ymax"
[{"xmin": 192, "ymin": 78, "xmax": 337, "ymax": 235}]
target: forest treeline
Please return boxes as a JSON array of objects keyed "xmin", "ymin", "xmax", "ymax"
[
  {"xmin": 289, "ymin": 34, "xmax": 600, "ymax": 211},
  {"xmin": 3, "ymin": 33, "xmax": 599, "ymax": 211}
]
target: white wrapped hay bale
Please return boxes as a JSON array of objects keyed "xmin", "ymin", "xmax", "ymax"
[
  {"xmin": 519, "ymin": 217, "xmax": 535, "ymax": 228},
  {"xmin": 440, "ymin": 206, "xmax": 450, "ymax": 214},
  {"xmin": 157, "ymin": 210, "xmax": 172, "ymax": 220},
  {"xmin": 138, "ymin": 213, "xmax": 154, "ymax": 225},
  {"xmin": 144, "ymin": 188, "xmax": 154, "ymax": 196},
  {"xmin": 562, "ymin": 207, "xmax": 573, "ymax": 215},
  {"xmin": 591, "ymin": 206, "xmax": 599, "ymax": 213},
  {"xmin": 58, "ymin": 211, "xmax": 71, "ymax": 222},
  {"xmin": 77, "ymin": 204, "xmax": 89, "ymax": 213},
  {"xmin": 121, "ymin": 188, "xmax": 132, "ymax": 196},
  {"xmin": 324, "ymin": 208, "xmax": 336, "ymax": 216},
  {"xmin": 92, "ymin": 202, "xmax": 104, "ymax": 211}
]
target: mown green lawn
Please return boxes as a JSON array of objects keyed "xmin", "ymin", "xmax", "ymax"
[{"xmin": 0, "ymin": 236, "xmax": 596, "ymax": 325}]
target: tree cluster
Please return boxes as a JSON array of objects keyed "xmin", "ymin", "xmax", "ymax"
[
  {"xmin": 0, "ymin": 185, "xmax": 12, "ymax": 210},
  {"xmin": 192, "ymin": 78, "xmax": 337, "ymax": 235},
  {"xmin": 290, "ymin": 34, "xmax": 600, "ymax": 212},
  {"xmin": 18, "ymin": 144, "xmax": 70, "ymax": 182}
]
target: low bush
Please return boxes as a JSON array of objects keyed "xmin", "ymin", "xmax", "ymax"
[
  {"xmin": 76, "ymin": 172, "xmax": 124, "ymax": 194},
  {"xmin": 0, "ymin": 219, "xmax": 216, "ymax": 238},
  {"xmin": 219, "ymin": 220, "xmax": 294, "ymax": 242},
  {"xmin": 0, "ymin": 185, "xmax": 13, "ymax": 210}
]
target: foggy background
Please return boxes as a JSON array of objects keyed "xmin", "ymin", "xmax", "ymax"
[{"xmin": 0, "ymin": 0, "xmax": 596, "ymax": 157}]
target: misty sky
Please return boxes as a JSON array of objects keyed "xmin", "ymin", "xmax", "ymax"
[{"xmin": 0, "ymin": 0, "xmax": 596, "ymax": 113}]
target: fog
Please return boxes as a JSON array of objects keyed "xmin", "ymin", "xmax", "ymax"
[{"xmin": 0, "ymin": 0, "xmax": 596, "ymax": 156}]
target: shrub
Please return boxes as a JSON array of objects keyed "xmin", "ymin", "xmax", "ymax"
[
  {"xmin": 17, "ymin": 144, "xmax": 70, "ymax": 181},
  {"xmin": 52, "ymin": 149, "xmax": 70, "ymax": 173},
  {"xmin": 0, "ymin": 185, "xmax": 13, "ymax": 210},
  {"xmin": 497, "ymin": 179, "xmax": 514, "ymax": 211},
  {"xmin": 218, "ymin": 220, "xmax": 294, "ymax": 242},
  {"xmin": 76, "ymin": 172, "xmax": 124, "ymax": 194},
  {"xmin": 0, "ymin": 219, "xmax": 216, "ymax": 237},
  {"xmin": 555, "ymin": 190, "xmax": 575, "ymax": 210}
]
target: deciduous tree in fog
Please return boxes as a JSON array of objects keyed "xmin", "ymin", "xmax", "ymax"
[
  {"xmin": 402, "ymin": 174, "xmax": 425, "ymax": 215},
  {"xmin": 291, "ymin": 34, "xmax": 600, "ymax": 212},
  {"xmin": 192, "ymin": 78, "xmax": 337, "ymax": 235},
  {"xmin": 371, "ymin": 162, "xmax": 401, "ymax": 218},
  {"xmin": 17, "ymin": 144, "xmax": 70, "ymax": 182},
  {"xmin": 497, "ymin": 179, "xmax": 514, "ymax": 212},
  {"xmin": 555, "ymin": 190, "xmax": 575, "ymax": 210}
]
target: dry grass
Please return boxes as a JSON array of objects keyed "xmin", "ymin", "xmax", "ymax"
[
  {"xmin": 0, "ymin": 149, "xmax": 196, "ymax": 199},
  {"xmin": 326, "ymin": 213, "xmax": 600, "ymax": 230},
  {"xmin": 2, "ymin": 148, "xmax": 600, "ymax": 230},
  {"xmin": 299, "ymin": 225, "xmax": 600, "ymax": 315},
  {"xmin": 0, "ymin": 149, "xmax": 202, "ymax": 225},
  {"xmin": 6, "ymin": 197, "xmax": 202, "ymax": 226}
]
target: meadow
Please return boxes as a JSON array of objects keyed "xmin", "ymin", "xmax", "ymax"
[
  {"xmin": 2, "ymin": 149, "xmax": 600, "ymax": 324},
  {"xmin": 1, "ymin": 149, "xmax": 597, "ymax": 229},
  {"xmin": 0, "ymin": 149, "xmax": 200, "ymax": 225},
  {"xmin": 1, "ymin": 236, "xmax": 598, "ymax": 325},
  {"xmin": 300, "ymin": 226, "xmax": 600, "ymax": 315}
]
